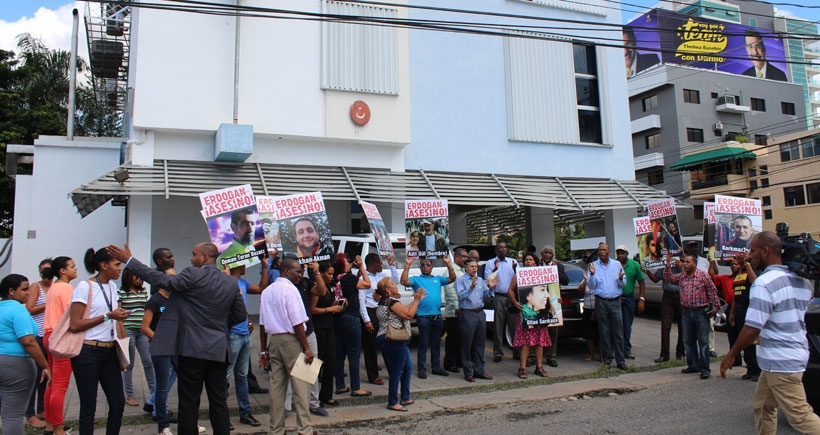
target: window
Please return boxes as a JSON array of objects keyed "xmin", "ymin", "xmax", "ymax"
[
  {"xmin": 754, "ymin": 135, "xmax": 768, "ymax": 146},
  {"xmin": 761, "ymin": 178, "xmax": 769, "ymax": 188},
  {"xmin": 802, "ymin": 136, "xmax": 820, "ymax": 158},
  {"xmin": 808, "ymin": 183, "xmax": 820, "ymax": 204},
  {"xmin": 574, "ymin": 44, "xmax": 602, "ymax": 144},
  {"xmin": 711, "ymin": 92, "xmax": 719, "ymax": 99},
  {"xmin": 683, "ymin": 89, "xmax": 700, "ymax": 104},
  {"xmin": 749, "ymin": 180, "xmax": 758, "ymax": 190},
  {"xmin": 764, "ymin": 209, "xmax": 772, "ymax": 220},
  {"xmin": 762, "ymin": 196, "xmax": 771, "ymax": 206},
  {"xmin": 750, "ymin": 98, "xmax": 766, "ymax": 112},
  {"xmin": 647, "ymin": 168, "xmax": 664, "ymax": 185},
  {"xmin": 687, "ymin": 128, "xmax": 704, "ymax": 143},
  {"xmin": 645, "ymin": 133, "xmax": 661, "ymax": 149},
  {"xmin": 780, "ymin": 140, "xmax": 800, "ymax": 162},
  {"xmin": 760, "ymin": 165, "xmax": 768, "ymax": 175},
  {"xmin": 749, "ymin": 18, "xmax": 757, "ymax": 27},
  {"xmin": 784, "ymin": 186, "xmax": 806, "ymax": 207},
  {"xmin": 782, "ymin": 102, "xmax": 796, "ymax": 115},
  {"xmin": 642, "ymin": 95, "xmax": 658, "ymax": 112},
  {"xmin": 747, "ymin": 168, "xmax": 757, "ymax": 177},
  {"xmin": 321, "ymin": 1, "xmax": 399, "ymax": 94}
]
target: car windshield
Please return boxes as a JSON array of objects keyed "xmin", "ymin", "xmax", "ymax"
[{"xmin": 565, "ymin": 267, "xmax": 585, "ymax": 286}]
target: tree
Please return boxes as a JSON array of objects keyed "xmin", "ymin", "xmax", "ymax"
[
  {"xmin": 0, "ymin": 35, "xmax": 122, "ymax": 237},
  {"xmin": 554, "ymin": 223, "xmax": 585, "ymax": 261}
]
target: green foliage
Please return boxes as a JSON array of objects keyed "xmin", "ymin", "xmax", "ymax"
[
  {"xmin": 554, "ymin": 223, "xmax": 586, "ymax": 261},
  {"xmin": 0, "ymin": 35, "xmax": 122, "ymax": 237}
]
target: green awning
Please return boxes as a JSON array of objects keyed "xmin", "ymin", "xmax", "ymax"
[{"xmin": 670, "ymin": 147, "xmax": 757, "ymax": 171}]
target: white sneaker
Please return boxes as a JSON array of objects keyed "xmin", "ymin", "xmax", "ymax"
[
  {"xmin": 198, "ymin": 426, "xmax": 206, "ymax": 433},
  {"xmin": 160, "ymin": 428, "xmax": 174, "ymax": 435}
]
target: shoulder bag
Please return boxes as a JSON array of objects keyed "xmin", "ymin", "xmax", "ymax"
[
  {"xmin": 385, "ymin": 299, "xmax": 411, "ymax": 342},
  {"xmin": 48, "ymin": 279, "xmax": 93, "ymax": 358}
]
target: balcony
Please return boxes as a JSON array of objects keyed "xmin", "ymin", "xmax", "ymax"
[
  {"xmin": 716, "ymin": 95, "xmax": 750, "ymax": 113},
  {"xmin": 634, "ymin": 152, "xmax": 665, "ymax": 171},
  {"xmin": 631, "ymin": 114, "xmax": 661, "ymax": 134},
  {"xmin": 689, "ymin": 173, "xmax": 747, "ymax": 200}
]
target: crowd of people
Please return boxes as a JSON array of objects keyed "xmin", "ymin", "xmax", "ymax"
[{"xmin": 1, "ymin": 232, "xmax": 818, "ymax": 435}]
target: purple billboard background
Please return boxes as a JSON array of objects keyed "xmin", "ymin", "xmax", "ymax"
[{"xmin": 626, "ymin": 9, "xmax": 789, "ymax": 81}]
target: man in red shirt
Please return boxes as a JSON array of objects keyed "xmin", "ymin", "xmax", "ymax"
[{"xmin": 710, "ymin": 253, "xmax": 758, "ymax": 379}]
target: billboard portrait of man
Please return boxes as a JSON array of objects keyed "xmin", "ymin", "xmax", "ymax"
[
  {"xmin": 742, "ymin": 29, "xmax": 787, "ymax": 81},
  {"xmin": 623, "ymin": 26, "xmax": 660, "ymax": 77}
]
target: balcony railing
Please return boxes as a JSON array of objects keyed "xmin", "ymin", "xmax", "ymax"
[{"xmin": 692, "ymin": 175, "xmax": 728, "ymax": 190}]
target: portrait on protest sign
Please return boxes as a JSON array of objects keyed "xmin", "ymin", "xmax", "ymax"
[
  {"xmin": 274, "ymin": 192, "xmax": 334, "ymax": 264},
  {"xmin": 634, "ymin": 216, "xmax": 663, "ymax": 269},
  {"xmin": 714, "ymin": 195, "xmax": 762, "ymax": 257},
  {"xmin": 405, "ymin": 199, "xmax": 449, "ymax": 259},
  {"xmin": 703, "ymin": 202, "xmax": 717, "ymax": 259},
  {"xmin": 360, "ymin": 201, "xmax": 394, "ymax": 257},
  {"xmin": 256, "ymin": 196, "xmax": 282, "ymax": 253},
  {"xmin": 199, "ymin": 184, "xmax": 266, "ymax": 270},
  {"xmin": 516, "ymin": 266, "xmax": 562, "ymax": 329},
  {"xmin": 647, "ymin": 198, "xmax": 682, "ymax": 256}
]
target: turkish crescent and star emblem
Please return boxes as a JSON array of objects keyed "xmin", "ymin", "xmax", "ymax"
[{"xmin": 349, "ymin": 100, "xmax": 370, "ymax": 126}]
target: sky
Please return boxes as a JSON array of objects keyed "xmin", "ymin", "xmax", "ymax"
[{"xmin": 1, "ymin": 0, "xmax": 819, "ymax": 56}]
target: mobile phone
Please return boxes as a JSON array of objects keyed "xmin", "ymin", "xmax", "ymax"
[{"xmin": 336, "ymin": 299, "xmax": 346, "ymax": 306}]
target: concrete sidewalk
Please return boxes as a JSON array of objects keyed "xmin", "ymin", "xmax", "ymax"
[{"xmin": 60, "ymin": 315, "xmax": 730, "ymax": 434}]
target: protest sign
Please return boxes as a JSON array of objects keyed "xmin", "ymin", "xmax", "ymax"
[
  {"xmin": 516, "ymin": 266, "xmax": 562, "ymax": 328},
  {"xmin": 703, "ymin": 202, "xmax": 716, "ymax": 258},
  {"xmin": 714, "ymin": 195, "xmax": 762, "ymax": 257},
  {"xmin": 405, "ymin": 199, "xmax": 449, "ymax": 259},
  {"xmin": 256, "ymin": 196, "xmax": 282, "ymax": 253},
  {"xmin": 199, "ymin": 184, "xmax": 266, "ymax": 270},
  {"xmin": 360, "ymin": 201, "xmax": 394, "ymax": 257},
  {"xmin": 635, "ymin": 216, "xmax": 664, "ymax": 268},
  {"xmin": 274, "ymin": 192, "xmax": 334, "ymax": 264},
  {"xmin": 647, "ymin": 198, "xmax": 682, "ymax": 256}
]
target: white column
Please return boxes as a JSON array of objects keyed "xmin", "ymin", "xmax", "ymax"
[
  {"xmin": 527, "ymin": 206, "xmax": 555, "ymax": 250},
  {"xmin": 603, "ymin": 208, "xmax": 639, "ymax": 254}
]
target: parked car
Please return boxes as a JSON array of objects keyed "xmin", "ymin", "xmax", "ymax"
[{"xmin": 804, "ymin": 296, "xmax": 820, "ymax": 414}]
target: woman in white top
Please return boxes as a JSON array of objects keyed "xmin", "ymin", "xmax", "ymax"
[{"xmin": 68, "ymin": 247, "xmax": 129, "ymax": 435}]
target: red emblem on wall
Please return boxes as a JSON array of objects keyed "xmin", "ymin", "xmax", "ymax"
[{"xmin": 350, "ymin": 100, "xmax": 371, "ymax": 126}]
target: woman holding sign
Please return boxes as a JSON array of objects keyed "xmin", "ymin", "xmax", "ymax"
[{"xmin": 507, "ymin": 253, "xmax": 552, "ymax": 379}]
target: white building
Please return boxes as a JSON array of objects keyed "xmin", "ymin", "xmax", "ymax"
[{"xmin": 11, "ymin": 0, "xmax": 673, "ymax": 281}]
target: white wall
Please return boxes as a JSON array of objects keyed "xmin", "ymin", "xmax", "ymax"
[{"xmin": 11, "ymin": 137, "xmax": 127, "ymax": 281}]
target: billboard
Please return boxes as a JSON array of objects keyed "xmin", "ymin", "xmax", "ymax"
[{"xmin": 625, "ymin": 9, "xmax": 788, "ymax": 81}]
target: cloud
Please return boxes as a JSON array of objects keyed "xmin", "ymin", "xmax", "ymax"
[{"xmin": 0, "ymin": 2, "xmax": 88, "ymax": 58}]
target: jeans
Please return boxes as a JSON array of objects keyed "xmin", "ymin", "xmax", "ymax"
[
  {"xmin": 595, "ymin": 296, "xmax": 625, "ymax": 365},
  {"xmin": 376, "ymin": 335, "xmax": 412, "ymax": 406},
  {"xmin": 334, "ymin": 313, "xmax": 362, "ymax": 391},
  {"xmin": 621, "ymin": 295, "xmax": 636, "ymax": 354},
  {"xmin": 0, "ymin": 355, "xmax": 36, "ymax": 435},
  {"xmin": 682, "ymin": 308, "xmax": 711, "ymax": 374},
  {"xmin": 123, "ymin": 328, "xmax": 155, "ymax": 401},
  {"xmin": 71, "ymin": 344, "xmax": 125, "ymax": 435},
  {"xmin": 152, "ymin": 355, "xmax": 173, "ymax": 432},
  {"xmin": 416, "ymin": 316, "xmax": 443, "ymax": 373},
  {"xmin": 227, "ymin": 333, "xmax": 251, "ymax": 417}
]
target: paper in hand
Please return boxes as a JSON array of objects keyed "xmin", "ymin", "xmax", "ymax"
[{"xmin": 290, "ymin": 352, "xmax": 322, "ymax": 384}]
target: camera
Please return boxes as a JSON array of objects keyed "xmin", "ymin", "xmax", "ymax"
[{"xmin": 776, "ymin": 223, "xmax": 820, "ymax": 287}]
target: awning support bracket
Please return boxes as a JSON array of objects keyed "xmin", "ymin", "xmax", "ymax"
[
  {"xmin": 419, "ymin": 169, "xmax": 441, "ymax": 199},
  {"xmin": 490, "ymin": 174, "xmax": 520, "ymax": 208},
  {"xmin": 555, "ymin": 177, "xmax": 583, "ymax": 212},
  {"xmin": 256, "ymin": 163, "xmax": 269, "ymax": 196},
  {"xmin": 613, "ymin": 178, "xmax": 645, "ymax": 210},
  {"xmin": 162, "ymin": 160, "xmax": 170, "ymax": 200},
  {"xmin": 341, "ymin": 167, "xmax": 361, "ymax": 203}
]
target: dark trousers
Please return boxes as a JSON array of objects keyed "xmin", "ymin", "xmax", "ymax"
[
  {"xmin": 152, "ymin": 356, "xmax": 173, "ymax": 432},
  {"xmin": 247, "ymin": 357, "xmax": 262, "ymax": 391},
  {"xmin": 733, "ymin": 303, "xmax": 760, "ymax": 375},
  {"xmin": 682, "ymin": 308, "xmax": 711, "ymax": 374},
  {"xmin": 545, "ymin": 327, "xmax": 559, "ymax": 361},
  {"xmin": 362, "ymin": 307, "xmax": 382, "ymax": 381},
  {"xmin": 492, "ymin": 294, "xmax": 515, "ymax": 358},
  {"xmin": 26, "ymin": 335, "xmax": 46, "ymax": 417},
  {"xmin": 459, "ymin": 310, "xmax": 487, "ymax": 377},
  {"xmin": 71, "ymin": 345, "xmax": 125, "ymax": 435},
  {"xmin": 443, "ymin": 316, "xmax": 462, "ymax": 369},
  {"xmin": 176, "ymin": 356, "xmax": 230, "ymax": 435},
  {"xmin": 315, "ymin": 327, "xmax": 335, "ymax": 403},
  {"xmin": 660, "ymin": 291, "xmax": 684, "ymax": 360},
  {"xmin": 622, "ymin": 295, "xmax": 636, "ymax": 353},
  {"xmin": 595, "ymin": 296, "xmax": 625, "ymax": 365}
]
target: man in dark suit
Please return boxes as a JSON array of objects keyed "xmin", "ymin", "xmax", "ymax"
[
  {"xmin": 742, "ymin": 29, "xmax": 787, "ymax": 81},
  {"xmin": 108, "ymin": 242, "xmax": 247, "ymax": 435},
  {"xmin": 540, "ymin": 245, "xmax": 570, "ymax": 368},
  {"xmin": 623, "ymin": 27, "xmax": 660, "ymax": 78}
]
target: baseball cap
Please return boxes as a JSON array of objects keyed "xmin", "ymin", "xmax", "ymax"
[{"xmin": 615, "ymin": 244, "xmax": 629, "ymax": 253}]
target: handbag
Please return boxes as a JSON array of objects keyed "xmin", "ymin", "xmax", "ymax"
[
  {"xmin": 385, "ymin": 300, "xmax": 411, "ymax": 342},
  {"xmin": 48, "ymin": 280, "xmax": 93, "ymax": 358}
]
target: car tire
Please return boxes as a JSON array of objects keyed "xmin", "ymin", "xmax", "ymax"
[{"xmin": 505, "ymin": 321, "xmax": 515, "ymax": 349}]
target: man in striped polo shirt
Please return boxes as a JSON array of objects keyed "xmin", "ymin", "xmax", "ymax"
[{"xmin": 720, "ymin": 231, "xmax": 820, "ymax": 435}]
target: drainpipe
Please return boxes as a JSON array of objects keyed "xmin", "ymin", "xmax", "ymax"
[
  {"xmin": 67, "ymin": 9, "xmax": 79, "ymax": 140},
  {"xmin": 233, "ymin": 1, "xmax": 241, "ymax": 124}
]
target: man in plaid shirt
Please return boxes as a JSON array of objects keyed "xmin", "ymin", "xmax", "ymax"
[{"xmin": 664, "ymin": 253, "xmax": 721, "ymax": 379}]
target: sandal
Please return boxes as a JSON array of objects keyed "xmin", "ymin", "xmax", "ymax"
[
  {"xmin": 323, "ymin": 399, "xmax": 340, "ymax": 407},
  {"xmin": 335, "ymin": 387, "xmax": 350, "ymax": 394},
  {"xmin": 400, "ymin": 399, "xmax": 415, "ymax": 406},
  {"xmin": 534, "ymin": 367, "xmax": 548, "ymax": 377},
  {"xmin": 585, "ymin": 355, "xmax": 593, "ymax": 362},
  {"xmin": 517, "ymin": 368, "xmax": 528, "ymax": 379}
]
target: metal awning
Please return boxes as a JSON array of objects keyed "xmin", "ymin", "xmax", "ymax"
[
  {"xmin": 670, "ymin": 147, "xmax": 757, "ymax": 172},
  {"xmin": 70, "ymin": 159, "xmax": 684, "ymax": 218}
]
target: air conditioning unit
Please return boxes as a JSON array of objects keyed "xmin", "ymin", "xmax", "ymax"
[
  {"xmin": 713, "ymin": 121, "xmax": 724, "ymax": 131},
  {"xmin": 717, "ymin": 95, "xmax": 737, "ymax": 105}
]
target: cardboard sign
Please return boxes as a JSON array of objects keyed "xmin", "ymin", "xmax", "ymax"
[
  {"xmin": 714, "ymin": 195, "xmax": 762, "ymax": 257},
  {"xmin": 516, "ymin": 266, "xmax": 563, "ymax": 329},
  {"xmin": 274, "ymin": 192, "xmax": 334, "ymax": 264},
  {"xmin": 361, "ymin": 201, "xmax": 394, "ymax": 257},
  {"xmin": 199, "ymin": 184, "xmax": 265, "ymax": 270},
  {"xmin": 405, "ymin": 199, "xmax": 449, "ymax": 259}
]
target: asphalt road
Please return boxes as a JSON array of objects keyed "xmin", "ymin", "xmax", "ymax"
[{"xmin": 325, "ymin": 374, "xmax": 804, "ymax": 435}]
